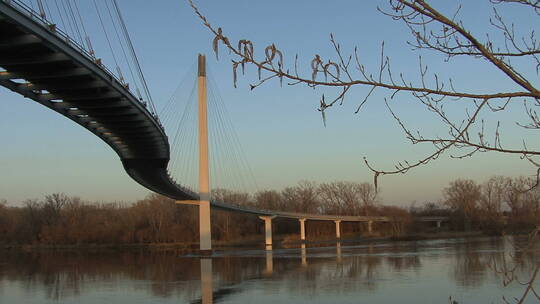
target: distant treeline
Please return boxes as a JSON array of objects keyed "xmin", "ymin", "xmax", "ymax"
[{"xmin": 0, "ymin": 176, "xmax": 538, "ymax": 246}]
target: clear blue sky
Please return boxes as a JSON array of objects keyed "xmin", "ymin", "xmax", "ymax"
[{"xmin": 0, "ymin": 0, "xmax": 537, "ymax": 206}]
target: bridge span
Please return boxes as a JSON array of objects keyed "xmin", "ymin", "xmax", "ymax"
[
  {"xmin": 0, "ymin": 0, "xmax": 448, "ymax": 251},
  {"xmin": 0, "ymin": 0, "xmax": 199, "ymax": 200},
  {"xmin": 196, "ymin": 199, "xmax": 448, "ymax": 246}
]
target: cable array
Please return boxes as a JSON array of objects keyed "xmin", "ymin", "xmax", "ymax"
[
  {"xmin": 8, "ymin": 1, "xmax": 258, "ymax": 197},
  {"xmin": 160, "ymin": 61, "xmax": 259, "ymax": 196},
  {"xmin": 160, "ymin": 63, "xmax": 199, "ymax": 192},
  {"xmin": 206, "ymin": 67, "xmax": 259, "ymax": 194},
  {"xmin": 11, "ymin": 0, "xmax": 157, "ymax": 114}
]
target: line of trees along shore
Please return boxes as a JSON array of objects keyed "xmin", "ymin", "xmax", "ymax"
[{"xmin": 0, "ymin": 176, "xmax": 538, "ymax": 246}]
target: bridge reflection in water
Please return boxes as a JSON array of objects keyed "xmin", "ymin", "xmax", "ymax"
[
  {"xmin": 0, "ymin": 237, "xmax": 537, "ymax": 303},
  {"xmin": 199, "ymin": 242, "xmax": 347, "ymax": 304},
  {"xmin": 200, "ymin": 258, "xmax": 213, "ymax": 304}
]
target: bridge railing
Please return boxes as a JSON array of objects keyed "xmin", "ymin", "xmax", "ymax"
[{"xmin": 2, "ymin": 0, "xmax": 154, "ymax": 114}]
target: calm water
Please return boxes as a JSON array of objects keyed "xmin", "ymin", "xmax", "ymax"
[{"xmin": 1, "ymin": 236, "xmax": 539, "ymax": 304}]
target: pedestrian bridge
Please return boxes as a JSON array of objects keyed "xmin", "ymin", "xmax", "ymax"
[
  {"xmin": 0, "ymin": 0, "xmax": 199, "ymax": 201},
  {"xmin": 0, "ymin": 0, "xmax": 448, "ymax": 251}
]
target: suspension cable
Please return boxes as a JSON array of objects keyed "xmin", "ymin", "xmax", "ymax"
[
  {"xmin": 104, "ymin": 0, "xmax": 138, "ymax": 92},
  {"xmin": 93, "ymin": 0, "xmax": 121, "ymax": 79},
  {"xmin": 53, "ymin": 0, "xmax": 67, "ymax": 35},
  {"xmin": 43, "ymin": 0, "xmax": 53, "ymax": 24},
  {"xmin": 65, "ymin": 0, "xmax": 83, "ymax": 46},
  {"xmin": 36, "ymin": 0, "xmax": 45, "ymax": 18},
  {"xmin": 72, "ymin": 0, "xmax": 94, "ymax": 55},
  {"xmin": 60, "ymin": 0, "xmax": 76, "ymax": 42},
  {"xmin": 112, "ymin": 0, "xmax": 157, "ymax": 115}
]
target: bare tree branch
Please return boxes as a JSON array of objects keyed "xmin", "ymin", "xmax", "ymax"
[{"xmin": 188, "ymin": 0, "xmax": 540, "ymax": 189}]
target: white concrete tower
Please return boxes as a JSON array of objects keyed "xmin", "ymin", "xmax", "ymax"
[{"xmin": 198, "ymin": 54, "xmax": 212, "ymax": 252}]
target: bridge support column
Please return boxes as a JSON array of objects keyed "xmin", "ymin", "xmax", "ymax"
[
  {"xmin": 334, "ymin": 220, "xmax": 341, "ymax": 239},
  {"xmin": 299, "ymin": 218, "xmax": 306, "ymax": 241},
  {"xmin": 367, "ymin": 220, "xmax": 373, "ymax": 234},
  {"xmin": 259, "ymin": 216, "xmax": 276, "ymax": 247},
  {"xmin": 198, "ymin": 54, "xmax": 212, "ymax": 253},
  {"xmin": 199, "ymin": 201, "xmax": 212, "ymax": 252},
  {"xmin": 436, "ymin": 220, "xmax": 441, "ymax": 229},
  {"xmin": 176, "ymin": 199, "xmax": 212, "ymax": 252}
]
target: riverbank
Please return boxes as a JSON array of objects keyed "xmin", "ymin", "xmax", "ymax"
[
  {"xmin": 2, "ymin": 229, "xmax": 526, "ymax": 253},
  {"xmin": 278, "ymin": 230, "xmax": 492, "ymax": 248}
]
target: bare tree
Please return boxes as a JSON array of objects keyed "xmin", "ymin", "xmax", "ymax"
[
  {"xmin": 318, "ymin": 181, "xmax": 378, "ymax": 215},
  {"xmin": 188, "ymin": 0, "xmax": 540, "ymax": 188},
  {"xmin": 212, "ymin": 188, "xmax": 251, "ymax": 206},
  {"xmin": 357, "ymin": 182, "xmax": 379, "ymax": 214},
  {"xmin": 480, "ymin": 176, "xmax": 507, "ymax": 228},
  {"xmin": 280, "ymin": 181, "xmax": 320, "ymax": 213},
  {"xmin": 444, "ymin": 179, "xmax": 482, "ymax": 230},
  {"xmin": 254, "ymin": 190, "xmax": 282, "ymax": 211},
  {"xmin": 505, "ymin": 176, "xmax": 540, "ymax": 229},
  {"xmin": 481, "ymin": 177, "xmax": 506, "ymax": 213},
  {"xmin": 42, "ymin": 193, "xmax": 70, "ymax": 226},
  {"xmin": 0, "ymin": 200, "xmax": 7, "ymax": 241}
]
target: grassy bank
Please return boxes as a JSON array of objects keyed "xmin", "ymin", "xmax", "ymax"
[{"xmin": 2, "ymin": 229, "xmax": 532, "ymax": 252}]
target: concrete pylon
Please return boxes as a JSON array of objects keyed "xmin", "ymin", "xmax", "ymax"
[
  {"xmin": 334, "ymin": 220, "xmax": 342, "ymax": 239},
  {"xmin": 367, "ymin": 220, "xmax": 373, "ymax": 235},
  {"xmin": 299, "ymin": 218, "xmax": 306, "ymax": 241},
  {"xmin": 436, "ymin": 220, "xmax": 441, "ymax": 229},
  {"xmin": 259, "ymin": 216, "xmax": 276, "ymax": 247},
  {"xmin": 198, "ymin": 54, "xmax": 212, "ymax": 252}
]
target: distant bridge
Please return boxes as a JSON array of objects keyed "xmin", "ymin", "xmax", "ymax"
[{"xmin": 0, "ymin": 0, "xmax": 448, "ymax": 251}]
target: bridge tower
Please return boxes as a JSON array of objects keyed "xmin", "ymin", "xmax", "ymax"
[{"xmin": 198, "ymin": 54, "xmax": 212, "ymax": 253}]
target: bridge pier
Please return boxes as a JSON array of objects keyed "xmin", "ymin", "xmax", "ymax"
[
  {"xmin": 198, "ymin": 54, "xmax": 212, "ymax": 253},
  {"xmin": 367, "ymin": 220, "xmax": 373, "ymax": 234},
  {"xmin": 299, "ymin": 218, "xmax": 306, "ymax": 241},
  {"xmin": 199, "ymin": 200, "xmax": 212, "ymax": 252},
  {"xmin": 334, "ymin": 220, "xmax": 342, "ymax": 239},
  {"xmin": 176, "ymin": 200, "xmax": 212, "ymax": 253},
  {"xmin": 259, "ymin": 216, "xmax": 276, "ymax": 247}
]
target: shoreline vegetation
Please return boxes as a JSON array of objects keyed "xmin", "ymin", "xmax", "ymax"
[
  {"xmin": 1, "ymin": 176, "xmax": 539, "ymax": 252},
  {"xmin": 0, "ymin": 230, "xmax": 530, "ymax": 253}
]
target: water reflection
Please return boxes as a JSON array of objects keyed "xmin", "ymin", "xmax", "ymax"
[
  {"xmin": 264, "ymin": 249, "xmax": 273, "ymax": 276},
  {"xmin": 0, "ymin": 236, "xmax": 538, "ymax": 303},
  {"xmin": 301, "ymin": 244, "xmax": 307, "ymax": 267},
  {"xmin": 336, "ymin": 242, "xmax": 342, "ymax": 263},
  {"xmin": 200, "ymin": 258, "xmax": 213, "ymax": 304}
]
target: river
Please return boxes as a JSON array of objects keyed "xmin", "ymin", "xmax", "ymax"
[{"xmin": 1, "ymin": 236, "xmax": 539, "ymax": 303}]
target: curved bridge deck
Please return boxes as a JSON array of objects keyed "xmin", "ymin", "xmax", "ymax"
[
  {"xmin": 0, "ymin": 1, "xmax": 449, "ymax": 227},
  {"xmin": 0, "ymin": 0, "xmax": 196, "ymax": 200},
  {"xmin": 210, "ymin": 200, "xmax": 390, "ymax": 222}
]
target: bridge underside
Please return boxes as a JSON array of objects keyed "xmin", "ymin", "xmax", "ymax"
[
  {"xmin": 0, "ymin": 1, "xmax": 196, "ymax": 200},
  {"xmin": 0, "ymin": 2, "xmax": 454, "ymax": 229}
]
